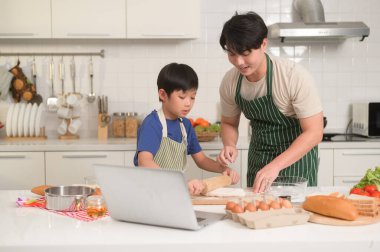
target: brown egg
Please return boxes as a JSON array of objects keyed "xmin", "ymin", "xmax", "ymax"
[
  {"xmin": 254, "ymin": 200, "xmax": 262, "ymax": 207},
  {"xmin": 258, "ymin": 202, "xmax": 270, "ymax": 211},
  {"xmin": 245, "ymin": 203, "xmax": 257, "ymax": 212},
  {"xmin": 270, "ymin": 201, "xmax": 281, "ymax": 210},
  {"xmin": 281, "ymin": 199, "xmax": 293, "ymax": 209},
  {"xmin": 231, "ymin": 204, "xmax": 244, "ymax": 213},
  {"xmin": 225, "ymin": 201, "xmax": 236, "ymax": 211}
]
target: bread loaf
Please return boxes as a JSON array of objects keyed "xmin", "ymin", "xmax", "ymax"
[
  {"xmin": 31, "ymin": 185, "xmax": 52, "ymax": 196},
  {"xmin": 303, "ymin": 195, "xmax": 358, "ymax": 221},
  {"xmin": 201, "ymin": 175, "xmax": 232, "ymax": 195}
]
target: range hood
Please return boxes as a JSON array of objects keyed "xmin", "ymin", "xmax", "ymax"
[{"xmin": 268, "ymin": 0, "xmax": 370, "ymax": 42}]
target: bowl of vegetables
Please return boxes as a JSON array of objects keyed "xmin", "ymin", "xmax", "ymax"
[{"xmin": 189, "ymin": 117, "xmax": 221, "ymax": 142}]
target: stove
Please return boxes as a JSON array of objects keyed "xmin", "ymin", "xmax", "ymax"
[{"xmin": 322, "ymin": 133, "xmax": 371, "ymax": 142}]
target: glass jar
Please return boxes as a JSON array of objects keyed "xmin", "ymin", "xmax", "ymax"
[
  {"xmin": 112, "ymin": 112, "xmax": 125, "ymax": 138},
  {"xmin": 86, "ymin": 195, "xmax": 107, "ymax": 218},
  {"xmin": 125, "ymin": 112, "xmax": 139, "ymax": 138}
]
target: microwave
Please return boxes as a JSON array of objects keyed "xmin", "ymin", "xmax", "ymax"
[{"xmin": 352, "ymin": 102, "xmax": 380, "ymax": 137}]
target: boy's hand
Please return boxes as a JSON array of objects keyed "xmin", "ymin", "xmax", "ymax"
[
  {"xmin": 217, "ymin": 145, "xmax": 238, "ymax": 166},
  {"xmin": 187, "ymin": 179, "xmax": 205, "ymax": 195},
  {"xmin": 222, "ymin": 167, "xmax": 240, "ymax": 185}
]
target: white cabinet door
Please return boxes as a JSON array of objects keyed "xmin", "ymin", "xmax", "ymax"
[
  {"xmin": 334, "ymin": 149, "xmax": 380, "ymax": 177},
  {"xmin": 318, "ymin": 149, "xmax": 334, "ymax": 186},
  {"xmin": 46, "ymin": 151, "xmax": 124, "ymax": 185},
  {"xmin": 0, "ymin": 152, "xmax": 45, "ymax": 189},
  {"xmin": 125, "ymin": 151, "xmax": 135, "ymax": 166},
  {"xmin": 334, "ymin": 176, "xmax": 362, "ymax": 187},
  {"xmin": 186, "ymin": 150, "xmax": 242, "ymax": 187},
  {"xmin": 126, "ymin": 0, "xmax": 200, "ymax": 39},
  {"xmin": 0, "ymin": 0, "xmax": 51, "ymax": 38},
  {"xmin": 51, "ymin": 0, "xmax": 126, "ymax": 38}
]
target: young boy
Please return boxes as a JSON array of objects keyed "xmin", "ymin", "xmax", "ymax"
[{"xmin": 134, "ymin": 63, "xmax": 240, "ymax": 195}]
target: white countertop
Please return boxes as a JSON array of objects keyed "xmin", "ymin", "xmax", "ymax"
[
  {"xmin": 0, "ymin": 188, "xmax": 379, "ymax": 252},
  {"xmin": 0, "ymin": 136, "xmax": 380, "ymax": 152}
]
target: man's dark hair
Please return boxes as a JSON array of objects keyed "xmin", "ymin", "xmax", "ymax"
[
  {"xmin": 157, "ymin": 63, "xmax": 198, "ymax": 101},
  {"xmin": 219, "ymin": 11, "xmax": 268, "ymax": 54}
]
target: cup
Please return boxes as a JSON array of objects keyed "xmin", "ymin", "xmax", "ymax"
[
  {"xmin": 66, "ymin": 93, "xmax": 79, "ymax": 107},
  {"xmin": 57, "ymin": 119, "xmax": 68, "ymax": 135},
  {"xmin": 86, "ymin": 195, "xmax": 107, "ymax": 218},
  {"xmin": 57, "ymin": 107, "xmax": 72, "ymax": 119},
  {"xmin": 68, "ymin": 118, "xmax": 82, "ymax": 134}
]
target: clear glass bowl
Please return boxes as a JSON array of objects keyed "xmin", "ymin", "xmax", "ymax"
[{"xmin": 268, "ymin": 176, "xmax": 308, "ymax": 202}]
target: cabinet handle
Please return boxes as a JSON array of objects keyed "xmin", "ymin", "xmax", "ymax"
[
  {"xmin": 66, "ymin": 33, "xmax": 110, "ymax": 37},
  {"xmin": 342, "ymin": 152, "xmax": 380, "ymax": 156},
  {"xmin": 341, "ymin": 180, "xmax": 360, "ymax": 184},
  {"xmin": 0, "ymin": 33, "xmax": 35, "ymax": 36},
  {"xmin": 141, "ymin": 33, "xmax": 185, "ymax": 37},
  {"xmin": 62, "ymin": 155, "xmax": 108, "ymax": 159},
  {"xmin": 0, "ymin": 155, "xmax": 26, "ymax": 159}
]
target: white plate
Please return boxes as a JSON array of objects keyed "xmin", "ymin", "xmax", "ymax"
[
  {"xmin": 35, "ymin": 103, "xmax": 46, "ymax": 137},
  {"xmin": 5, "ymin": 103, "xmax": 14, "ymax": 137},
  {"xmin": 17, "ymin": 103, "xmax": 26, "ymax": 137},
  {"xmin": 11, "ymin": 103, "xmax": 20, "ymax": 137},
  {"xmin": 29, "ymin": 103, "xmax": 38, "ymax": 137},
  {"xmin": 23, "ymin": 103, "xmax": 32, "ymax": 137}
]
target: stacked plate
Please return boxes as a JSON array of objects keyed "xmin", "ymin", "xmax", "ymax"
[{"xmin": 5, "ymin": 103, "xmax": 46, "ymax": 137}]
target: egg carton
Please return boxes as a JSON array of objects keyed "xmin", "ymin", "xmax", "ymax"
[{"xmin": 226, "ymin": 208, "xmax": 311, "ymax": 229}]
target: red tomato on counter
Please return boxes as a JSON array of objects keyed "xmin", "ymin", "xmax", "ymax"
[
  {"xmin": 350, "ymin": 188, "xmax": 364, "ymax": 195},
  {"xmin": 370, "ymin": 190, "xmax": 380, "ymax": 198},
  {"xmin": 364, "ymin": 185, "xmax": 377, "ymax": 194}
]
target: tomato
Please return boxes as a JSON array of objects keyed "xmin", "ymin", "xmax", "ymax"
[
  {"xmin": 370, "ymin": 190, "xmax": 380, "ymax": 198},
  {"xmin": 350, "ymin": 188, "xmax": 364, "ymax": 195},
  {"xmin": 198, "ymin": 120, "xmax": 209, "ymax": 128},
  {"xmin": 364, "ymin": 185, "xmax": 377, "ymax": 194}
]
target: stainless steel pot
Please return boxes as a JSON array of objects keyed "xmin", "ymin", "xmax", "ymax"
[{"xmin": 45, "ymin": 186, "xmax": 94, "ymax": 212}]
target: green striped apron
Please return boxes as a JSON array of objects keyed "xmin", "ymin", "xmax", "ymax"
[
  {"xmin": 153, "ymin": 109, "xmax": 188, "ymax": 171},
  {"xmin": 235, "ymin": 54, "xmax": 318, "ymax": 187}
]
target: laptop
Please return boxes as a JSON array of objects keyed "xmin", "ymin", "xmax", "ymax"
[{"xmin": 94, "ymin": 164, "xmax": 225, "ymax": 230}]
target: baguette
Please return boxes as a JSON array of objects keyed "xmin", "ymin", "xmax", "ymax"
[
  {"xmin": 31, "ymin": 185, "xmax": 52, "ymax": 196},
  {"xmin": 201, "ymin": 175, "xmax": 232, "ymax": 195},
  {"xmin": 302, "ymin": 195, "xmax": 358, "ymax": 221}
]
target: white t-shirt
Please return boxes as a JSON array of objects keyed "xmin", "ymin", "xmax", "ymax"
[{"xmin": 219, "ymin": 56, "xmax": 323, "ymax": 119}]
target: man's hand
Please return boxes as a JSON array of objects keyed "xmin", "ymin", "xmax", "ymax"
[
  {"xmin": 217, "ymin": 145, "xmax": 238, "ymax": 166},
  {"xmin": 252, "ymin": 165, "xmax": 280, "ymax": 193}
]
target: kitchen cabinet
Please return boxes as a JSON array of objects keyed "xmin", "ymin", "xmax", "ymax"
[
  {"xmin": 0, "ymin": 152, "xmax": 45, "ymax": 189},
  {"xmin": 318, "ymin": 149, "xmax": 334, "ymax": 186},
  {"xmin": 45, "ymin": 151, "xmax": 124, "ymax": 185},
  {"xmin": 0, "ymin": 0, "xmax": 51, "ymax": 38},
  {"xmin": 51, "ymin": 0, "xmax": 126, "ymax": 38},
  {"xmin": 125, "ymin": 151, "xmax": 135, "ymax": 166},
  {"xmin": 186, "ymin": 149, "xmax": 242, "ymax": 187},
  {"xmin": 333, "ymin": 148, "xmax": 380, "ymax": 187},
  {"xmin": 126, "ymin": 0, "xmax": 200, "ymax": 39}
]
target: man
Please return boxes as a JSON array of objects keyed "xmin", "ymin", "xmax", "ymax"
[{"xmin": 217, "ymin": 12, "xmax": 323, "ymax": 193}]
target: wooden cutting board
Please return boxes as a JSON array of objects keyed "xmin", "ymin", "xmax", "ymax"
[
  {"xmin": 191, "ymin": 196, "xmax": 239, "ymax": 205},
  {"xmin": 309, "ymin": 212, "xmax": 380, "ymax": 226}
]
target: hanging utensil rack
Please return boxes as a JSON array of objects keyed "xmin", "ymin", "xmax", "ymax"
[{"xmin": 0, "ymin": 49, "xmax": 105, "ymax": 58}]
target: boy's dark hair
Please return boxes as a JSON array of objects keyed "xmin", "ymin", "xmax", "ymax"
[
  {"xmin": 157, "ymin": 63, "xmax": 198, "ymax": 101},
  {"xmin": 219, "ymin": 11, "xmax": 268, "ymax": 54}
]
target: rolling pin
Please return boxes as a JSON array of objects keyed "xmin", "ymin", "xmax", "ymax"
[{"xmin": 201, "ymin": 175, "xmax": 232, "ymax": 195}]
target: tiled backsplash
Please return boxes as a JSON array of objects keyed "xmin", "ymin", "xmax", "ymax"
[{"xmin": 1, "ymin": 0, "xmax": 380, "ymax": 138}]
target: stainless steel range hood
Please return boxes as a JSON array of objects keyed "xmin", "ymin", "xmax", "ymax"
[{"xmin": 268, "ymin": 0, "xmax": 370, "ymax": 42}]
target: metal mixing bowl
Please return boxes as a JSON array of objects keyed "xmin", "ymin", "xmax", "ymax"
[{"xmin": 45, "ymin": 186, "xmax": 94, "ymax": 212}]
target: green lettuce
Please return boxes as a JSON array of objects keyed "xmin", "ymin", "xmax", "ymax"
[{"xmin": 354, "ymin": 166, "xmax": 380, "ymax": 190}]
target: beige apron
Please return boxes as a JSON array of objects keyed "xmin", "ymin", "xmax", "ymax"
[{"xmin": 153, "ymin": 109, "xmax": 188, "ymax": 171}]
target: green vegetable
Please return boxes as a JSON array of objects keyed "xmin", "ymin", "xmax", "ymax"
[
  {"xmin": 353, "ymin": 166, "xmax": 380, "ymax": 191},
  {"xmin": 208, "ymin": 123, "xmax": 221, "ymax": 133},
  {"xmin": 194, "ymin": 125, "xmax": 206, "ymax": 133}
]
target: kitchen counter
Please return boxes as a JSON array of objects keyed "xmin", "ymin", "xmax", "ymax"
[
  {"xmin": 0, "ymin": 188, "xmax": 379, "ymax": 252},
  {"xmin": 0, "ymin": 136, "xmax": 380, "ymax": 152}
]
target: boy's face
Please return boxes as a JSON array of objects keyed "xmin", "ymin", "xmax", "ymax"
[{"xmin": 159, "ymin": 88, "xmax": 197, "ymax": 119}]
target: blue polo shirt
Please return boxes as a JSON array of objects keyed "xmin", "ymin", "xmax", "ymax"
[{"xmin": 133, "ymin": 110, "xmax": 202, "ymax": 166}]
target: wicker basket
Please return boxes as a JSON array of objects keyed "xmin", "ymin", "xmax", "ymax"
[{"xmin": 196, "ymin": 131, "xmax": 218, "ymax": 142}]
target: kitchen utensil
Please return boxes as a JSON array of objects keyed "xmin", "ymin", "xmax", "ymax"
[
  {"xmin": 87, "ymin": 58, "xmax": 96, "ymax": 103},
  {"xmin": 46, "ymin": 58, "xmax": 58, "ymax": 112},
  {"xmin": 308, "ymin": 211, "xmax": 380, "ymax": 226},
  {"xmin": 201, "ymin": 175, "xmax": 232, "ymax": 195},
  {"xmin": 45, "ymin": 185, "xmax": 94, "ymax": 212},
  {"xmin": 59, "ymin": 57, "xmax": 65, "ymax": 95},
  {"xmin": 29, "ymin": 58, "xmax": 43, "ymax": 105},
  {"xmin": 268, "ymin": 176, "xmax": 308, "ymax": 202}
]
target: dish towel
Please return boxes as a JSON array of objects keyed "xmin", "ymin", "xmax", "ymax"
[{"xmin": 16, "ymin": 197, "xmax": 109, "ymax": 222}]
